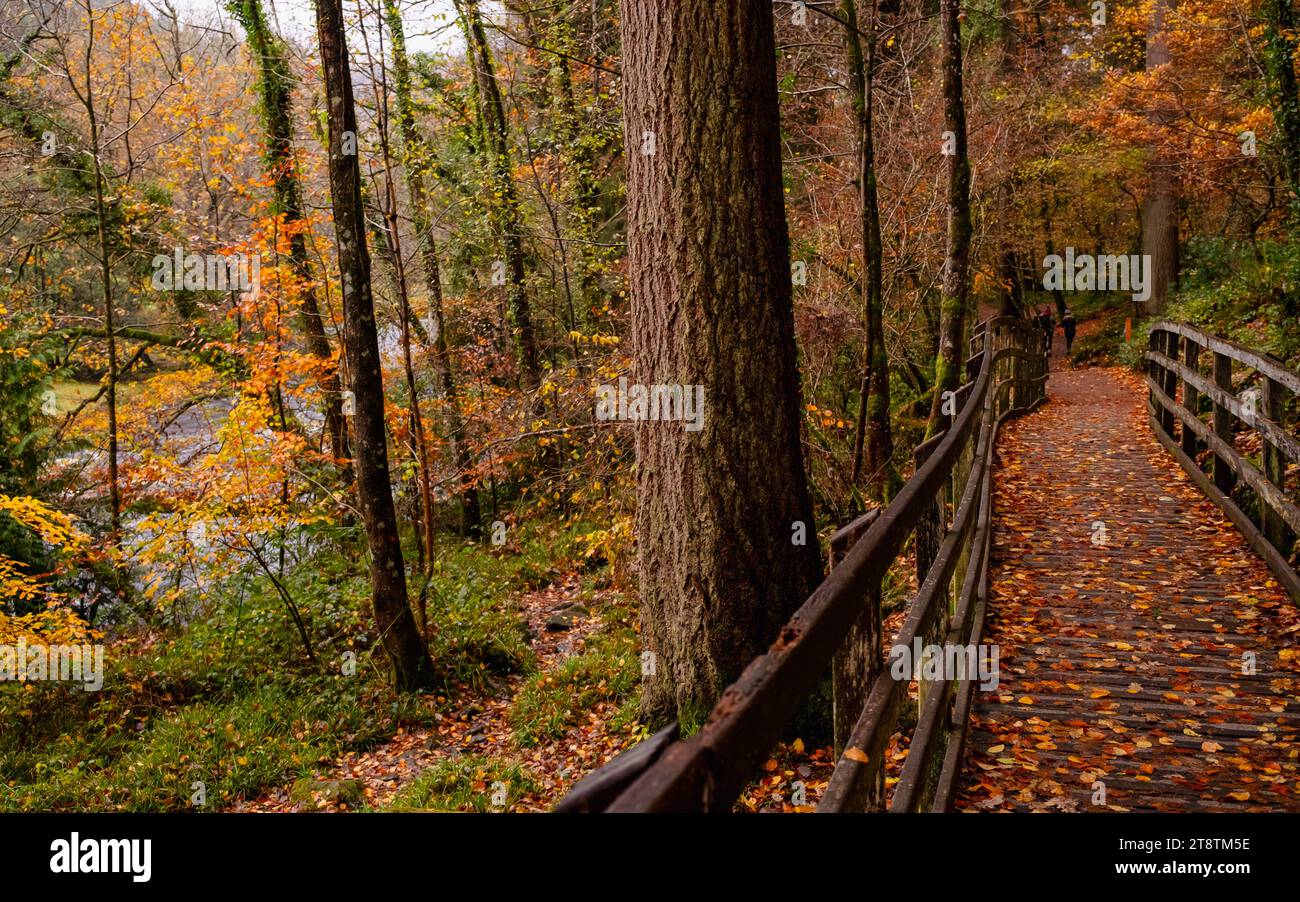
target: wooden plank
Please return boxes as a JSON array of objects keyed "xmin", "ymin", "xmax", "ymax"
[
  {"xmin": 1148, "ymin": 379, "xmax": 1300, "ymax": 534},
  {"xmin": 1262, "ymin": 376, "xmax": 1291, "ymax": 553},
  {"xmin": 830, "ymin": 508, "xmax": 884, "ymax": 761},
  {"xmin": 552, "ymin": 722, "xmax": 681, "ymax": 812},
  {"xmin": 820, "ymin": 394, "xmax": 996, "ymax": 811},
  {"xmin": 830, "ymin": 511, "xmax": 882, "ymax": 774},
  {"xmin": 1147, "ymin": 413, "xmax": 1300, "ymax": 602},
  {"xmin": 829, "ymin": 509, "xmax": 882, "ymax": 564},
  {"xmin": 892, "ymin": 455, "xmax": 993, "ymax": 812},
  {"xmin": 931, "ymin": 551, "xmax": 989, "ymax": 812},
  {"xmin": 1213, "ymin": 351, "xmax": 1237, "ymax": 495},
  {"xmin": 1145, "ymin": 349, "xmax": 1300, "ymax": 466},
  {"xmin": 1148, "ymin": 329, "xmax": 1161, "ymax": 431},
  {"xmin": 1153, "ymin": 320, "xmax": 1300, "ymax": 395},
  {"xmin": 1160, "ymin": 330, "xmax": 1179, "ymax": 436},
  {"xmin": 1181, "ymin": 336, "xmax": 1201, "ymax": 458},
  {"xmin": 912, "ymin": 441, "xmax": 943, "ymax": 636}
]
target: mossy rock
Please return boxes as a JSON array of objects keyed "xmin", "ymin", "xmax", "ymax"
[{"xmin": 290, "ymin": 777, "xmax": 366, "ymax": 809}]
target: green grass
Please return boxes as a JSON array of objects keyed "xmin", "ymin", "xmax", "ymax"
[
  {"xmin": 507, "ymin": 582, "xmax": 639, "ymax": 746},
  {"xmin": 0, "ymin": 559, "xmax": 434, "ymax": 811},
  {"xmin": 1, "ymin": 509, "xmax": 634, "ymax": 811},
  {"xmin": 509, "ymin": 628, "xmax": 640, "ymax": 747},
  {"xmin": 381, "ymin": 754, "xmax": 539, "ymax": 812},
  {"xmin": 419, "ymin": 517, "xmax": 626, "ymax": 691},
  {"xmin": 0, "ymin": 681, "xmax": 411, "ymax": 811}
]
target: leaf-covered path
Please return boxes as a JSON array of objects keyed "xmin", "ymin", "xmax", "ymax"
[{"xmin": 958, "ymin": 366, "xmax": 1300, "ymax": 812}]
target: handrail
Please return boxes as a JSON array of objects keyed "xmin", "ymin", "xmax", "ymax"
[
  {"xmin": 558, "ymin": 316, "xmax": 1048, "ymax": 812},
  {"xmin": 1145, "ymin": 320, "xmax": 1300, "ymax": 600}
]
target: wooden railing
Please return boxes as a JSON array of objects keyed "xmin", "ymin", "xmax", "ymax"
[
  {"xmin": 1145, "ymin": 321, "xmax": 1300, "ymax": 600},
  {"xmin": 557, "ymin": 316, "xmax": 1048, "ymax": 812}
]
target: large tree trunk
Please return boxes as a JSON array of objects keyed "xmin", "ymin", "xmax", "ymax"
[
  {"xmin": 1141, "ymin": 0, "xmax": 1179, "ymax": 315},
  {"xmin": 621, "ymin": 0, "xmax": 823, "ymax": 730},
  {"xmin": 230, "ymin": 0, "xmax": 349, "ymax": 469},
  {"xmin": 926, "ymin": 0, "xmax": 973, "ymax": 438},
  {"xmin": 385, "ymin": 0, "xmax": 481, "ymax": 536},
  {"xmin": 314, "ymin": 0, "xmax": 435, "ymax": 689},
  {"xmin": 454, "ymin": 0, "xmax": 542, "ymax": 390}
]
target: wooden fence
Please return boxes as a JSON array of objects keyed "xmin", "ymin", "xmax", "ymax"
[
  {"xmin": 1145, "ymin": 320, "xmax": 1300, "ymax": 600},
  {"xmin": 557, "ymin": 315, "xmax": 1048, "ymax": 812}
]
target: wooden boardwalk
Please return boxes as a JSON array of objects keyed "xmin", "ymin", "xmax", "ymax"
[{"xmin": 957, "ymin": 366, "xmax": 1300, "ymax": 812}]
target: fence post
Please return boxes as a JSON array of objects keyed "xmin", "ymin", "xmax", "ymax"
[
  {"xmin": 911, "ymin": 443, "xmax": 943, "ymax": 813},
  {"xmin": 1181, "ymin": 336, "xmax": 1201, "ymax": 458},
  {"xmin": 1212, "ymin": 352, "xmax": 1237, "ymax": 495},
  {"xmin": 915, "ymin": 442, "xmax": 942, "ymax": 586},
  {"xmin": 1261, "ymin": 375, "xmax": 1290, "ymax": 553},
  {"xmin": 1160, "ymin": 330, "xmax": 1179, "ymax": 437},
  {"xmin": 1148, "ymin": 328, "xmax": 1160, "ymax": 418}
]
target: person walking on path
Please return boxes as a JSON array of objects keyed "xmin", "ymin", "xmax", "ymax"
[
  {"xmin": 1061, "ymin": 307, "xmax": 1077, "ymax": 352},
  {"xmin": 1038, "ymin": 306, "xmax": 1053, "ymax": 354}
]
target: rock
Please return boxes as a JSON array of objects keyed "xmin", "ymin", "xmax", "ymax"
[
  {"xmin": 290, "ymin": 777, "xmax": 366, "ymax": 809},
  {"xmin": 545, "ymin": 602, "xmax": 589, "ymax": 632}
]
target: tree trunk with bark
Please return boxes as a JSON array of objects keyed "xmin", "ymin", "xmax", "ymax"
[
  {"xmin": 621, "ymin": 0, "xmax": 823, "ymax": 730},
  {"xmin": 385, "ymin": 0, "xmax": 481, "ymax": 536},
  {"xmin": 454, "ymin": 0, "xmax": 542, "ymax": 389},
  {"xmin": 314, "ymin": 0, "xmax": 435, "ymax": 689},
  {"xmin": 926, "ymin": 0, "xmax": 973, "ymax": 438},
  {"xmin": 545, "ymin": 12, "xmax": 604, "ymax": 327},
  {"xmin": 1141, "ymin": 0, "xmax": 1180, "ymax": 315},
  {"xmin": 843, "ymin": 0, "xmax": 897, "ymax": 504},
  {"xmin": 230, "ymin": 0, "xmax": 349, "ymax": 468}
]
